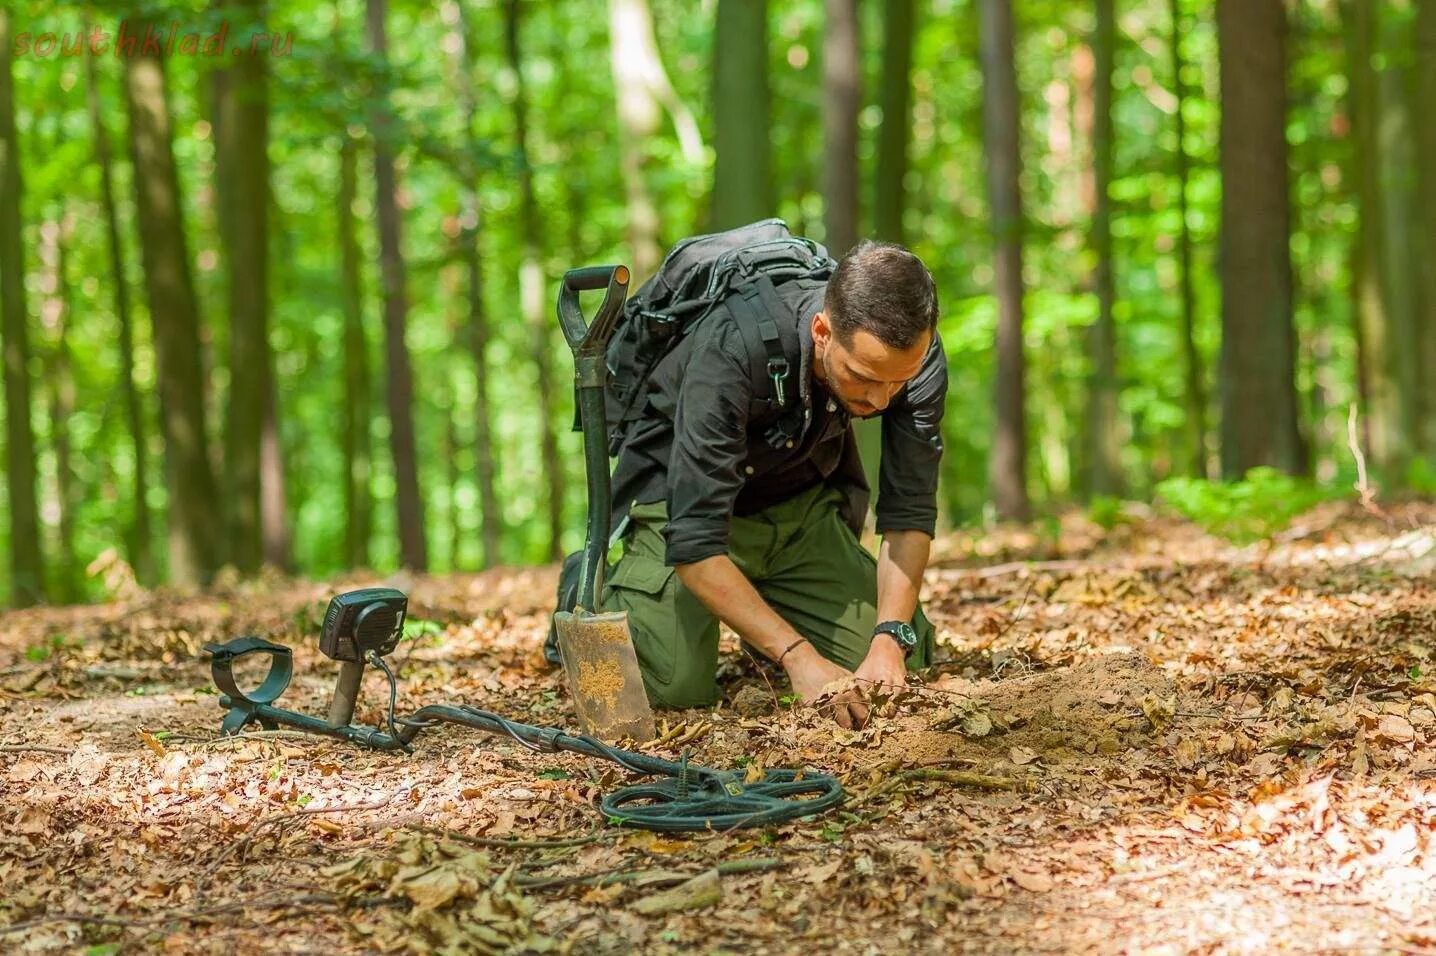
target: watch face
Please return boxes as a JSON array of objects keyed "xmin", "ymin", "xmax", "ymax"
[{"xmin": 896, "ymin": 623, "xmax": 917, "ymax": 647}]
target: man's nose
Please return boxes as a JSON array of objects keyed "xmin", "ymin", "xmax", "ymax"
[{"xmin": 867, "ymin": 382, "xmax": 901, "ymax": 409}]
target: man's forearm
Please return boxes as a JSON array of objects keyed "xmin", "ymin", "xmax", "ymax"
[
  {"xmin": 673, "ymin": 554, "xmax": 806, "ymax": 661},
  {"xmin": 875, "ymin": 529, "xmax": 931, "ymax": 625}
]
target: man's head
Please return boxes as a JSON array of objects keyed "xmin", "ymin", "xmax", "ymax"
[{"xmin": 812, "ymin": 240, "xmax": 938, "ymax": 418}]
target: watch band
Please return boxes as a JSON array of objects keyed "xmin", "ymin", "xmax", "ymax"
[{"xmin": 873, "ymin": 620, "xmax": 918, "ymax": 658}]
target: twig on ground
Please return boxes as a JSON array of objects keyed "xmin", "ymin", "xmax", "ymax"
[
  {"xmin": 0, "ymin": 891, "xmax": 391, "ymax": 936},
  {"xmin": 0, "ymin": 744, "xmax": 70, "ymax": 756},
  {"xmin": 1347, "ymin": 404, "xmax": 1384, "ymax": 518},
  {"xmin": 404, "ymin": 823, "xmax": 606, "ymax": 850},
  {"xmin": 516, "ymin": 856, "xmax": 784, "ymax": 891}
]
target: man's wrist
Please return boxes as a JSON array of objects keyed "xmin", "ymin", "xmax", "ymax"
[
  {"xmin": 781, "ymin": 638, "xmax": 817, "ymax": 673},
  {"xmin": 868, "ymin": 632, "xmax": 907, "ymax": 663}
]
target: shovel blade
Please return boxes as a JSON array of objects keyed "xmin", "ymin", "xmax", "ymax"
[{"xmin": 553, "ymin": 609, "xmax": 655, "ymax": 741}]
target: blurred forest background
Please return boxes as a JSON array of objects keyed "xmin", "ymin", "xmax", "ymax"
[{"xmin": 0, "ymin": 0, "xmax": 1433, "ymax": 609}]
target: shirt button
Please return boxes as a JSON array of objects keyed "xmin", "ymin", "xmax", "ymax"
[
  {"xmin": 826, "ymin": 398, "xmax": 837, "ymax": 413},
  {"xmin": 744, "ymin": 465, "xmax": 755, "ymax": 475},
  {"xmin": 785, "ymin": 440, "xmax": 794, "ymax": 448}
]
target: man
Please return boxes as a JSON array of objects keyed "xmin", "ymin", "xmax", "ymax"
[{"xmin": 597, "ymin": 240, "xmax": 946, "ymax": 728}]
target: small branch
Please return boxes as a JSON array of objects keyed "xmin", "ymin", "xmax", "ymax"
[
  {"xmin": 0, "ymin": 744, "xmax": 70, "ymax": 756},
  {"xmin": 1347, "ymin": 403, "xmax": 1383, "ymax": 516},
  {"xmin": 405, "ymin": 824, "xmax": 605, "ymax": 850},
  {"xmin": 517, "ymin": 857, "xmax": 784, "ymax": 891}
]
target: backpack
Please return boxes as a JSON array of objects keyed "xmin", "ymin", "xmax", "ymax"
[{"xmin": 602, "ymin": 219, "xmax": 837, "ymax": 455}]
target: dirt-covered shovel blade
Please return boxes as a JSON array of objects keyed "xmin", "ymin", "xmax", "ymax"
[
  {"xmin": 554, "ymin": 609, "xmax": 653, "ymax": 740},
  {"xmin": 553, "ymin": 264, "xmax": 655, "ymax": 742}
]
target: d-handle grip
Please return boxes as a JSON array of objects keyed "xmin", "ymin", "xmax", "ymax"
[{"xmin": 558, "ymin": 264, "xmax": 630, "ymax": 354}]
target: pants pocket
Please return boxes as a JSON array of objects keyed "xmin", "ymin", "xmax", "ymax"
[{"xmin": 603, "ymin": 554, "xmax": 678, "ymax": 685}]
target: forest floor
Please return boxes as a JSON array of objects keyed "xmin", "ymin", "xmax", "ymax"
[{"xmin": 1, "ymin": 499, "xmax": 1434, "ymax": 954}]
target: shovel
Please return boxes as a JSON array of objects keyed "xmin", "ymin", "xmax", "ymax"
[{"xmin": 552, "ymin": 264, "xmax": 655, "ymax": 742}]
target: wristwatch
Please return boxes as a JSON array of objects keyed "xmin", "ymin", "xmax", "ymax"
[{"xmin": 873, "ymin": 620, "xmax": 919, "ymax": 658}]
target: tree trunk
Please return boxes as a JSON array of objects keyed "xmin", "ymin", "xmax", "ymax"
[
  {"xmin": 0, "ymin": 10, "xmax": 44, "ymax": 607},
  {"xmin": 1169, "ymin": 0, "xmax": 1208, "ymax": 479},
  {"xmin": 366, "ymin": 0, "xmax": 428, "ymax": 570},
  {"xmin": 1216, "ymin": 0, "xmax": 1305, "ymax": 479},
  {"xmin": 873, "ymin": 0, "xmax": 915, "ymax": 243},
  {"xmin": 505, "ymin": 0, "xmax": 566, "ymax": 562},
  {"xmin": 1376, "ymin": 8, "xmax": 1421, "ymax": 477},
  {"xmin": 978, "ymin": 0, "xmax": 1029, "ymax": 520},
  {"xmin": 446, "ymin": 0, "xmax": 503, "ymax": 568},
  {"xmin": 711, "ymin": 0, "xmax": 773, "ymax": 229},
  {"xmin": 122, "ymin": 15, "xmax": 221, "ymax": 587},
  {"xmin": 217, "ymin": 0, "xmax": 286, "ymax": 573},
  {"xmin": 1345, "ymin": 0, "xmax": 1411, "ymax": 478},
  {"xmin": 823, "ymin": 0, "xmax": 860, "ymax": 257},
  {"xmin": 337, "ymin": 136, "xmax": 373, "ymax": 570},
  {"xmin": 85, "ymin": 15, "xmax": 153, "ymax": 586},
  {"xmin": 608, "ymin": 0, "xmax": 703, "ymax": 280},
  {"xmin": 1415, "ymin": 0, "xmax": 1436, "ymax": 456},
  {"xmin": 1086, "ymin": 0, "xmax": 1122, "ymax": 498},
  {"xmin": 39, "ymin": 213, "xmax": 79, "ymax": 603}
]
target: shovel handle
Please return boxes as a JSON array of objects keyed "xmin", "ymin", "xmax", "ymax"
[{"xmin": 558, "ymin": 264, "xmax": 630, "ymax": 357}]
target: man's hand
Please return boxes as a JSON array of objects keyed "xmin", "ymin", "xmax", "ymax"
[
  {"xmin": 783, "ymin": 641, "xmax": 869, "ymax": 729},
  {"xmin": 853, "ymin": 633, "xmax": 908, "ymax": 695}
]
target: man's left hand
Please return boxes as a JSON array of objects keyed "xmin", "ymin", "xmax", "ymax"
[{"xmin": 853, "ymin": 634, "xmax": 908, "ymax": 695}]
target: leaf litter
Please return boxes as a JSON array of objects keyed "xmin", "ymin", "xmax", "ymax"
[{"xmin": 0, "ymin": 503, "xmax": 1433, "ymax": 952}]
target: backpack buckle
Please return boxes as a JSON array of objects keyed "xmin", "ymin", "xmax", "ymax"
[
  {"xmin": 642, "ymin": 310, "xmax": 678, "ymax": 340},
  {"xmin": 767, "ymin": 358, "xmax": 790, "ymax": 407}
]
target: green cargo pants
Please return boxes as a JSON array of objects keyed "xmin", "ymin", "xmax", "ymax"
[{"xmin": 599, "ymin": 482, "xmax": 936, "ymax": 708}]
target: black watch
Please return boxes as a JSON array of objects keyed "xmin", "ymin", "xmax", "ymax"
[{"xmin": 873, "ymin": 620, "xmax": 919, "ymax": 658}]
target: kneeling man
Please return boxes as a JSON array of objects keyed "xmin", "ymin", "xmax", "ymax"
[{"xmin": 596, "ymin": 240, "xmax": 946, "ymax": 728}]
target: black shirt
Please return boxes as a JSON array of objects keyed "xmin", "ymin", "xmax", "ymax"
[{"xmin": 609, "ymin": 279, "xmax": 948, "ymax": 566}]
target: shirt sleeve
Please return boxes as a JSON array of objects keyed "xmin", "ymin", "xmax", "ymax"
[
  {"xmin": 875, "ymin": 332, "xmax": 948, "ymax": 536},
  {"xmin": 662, "ymin": 320, "xmax": 754, "ymax": 565}
]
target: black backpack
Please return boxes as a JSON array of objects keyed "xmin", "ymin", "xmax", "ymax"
[{"xmin": 602, "ymin": 219, "xmax": 837, "ymax": 455}]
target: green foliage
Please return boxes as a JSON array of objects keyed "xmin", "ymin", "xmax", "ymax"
[
  {"xmin": 1087, "ymin": 495, "xmax": 1125, "ymax": 531},
  {"xmin": 1155, "ymin": 467, "xmax": 1340, "ymax": 544}
]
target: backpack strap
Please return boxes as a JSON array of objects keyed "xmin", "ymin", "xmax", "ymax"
[{"xmin": 728, "ymin": 275, "xmax": 791, "ymax": 409}]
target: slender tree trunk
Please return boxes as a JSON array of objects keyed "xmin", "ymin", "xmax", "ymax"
[
  {"xmin": 122, "ymin": 15, "xmax": 221, "ymax": 587},
  {"xmin": 505, "ymin": 0, "xmax": 566, "ymax": 562},
  {"xmin": 1216, "ymin": 0, "xmax": 1305, "ymax": 479},
  {"xmin": 823, "ymin": 0, "xmax": 860, "ymax": 256},
  {"xmin": 366, "ymin": 0, "xmax": 428, "ymax": 570},
  {"xmin": 85, "ymin": 17, "xmax": 153, "ymax": 586},
  {"xmin": 978, "ymin": 0, "xmax": 1029, "ymax": 520},
  {"xmin": 1415, "ymin": 0, "xmax": 1436, "ymax": 456},
  {"xmin": 217, "ymin": 0, "xmax": 286, "ymax": 573},
  {"xmin": 337, "ymin": 136, "xmax": 373, "ymax": 570},
  {"xmin": 1169, "ymin": 0, "xmax": 1208, "ymax": 479},
  {"xmin": 1346, "ymin": 0, "xmax": 1406, "ymax": 476},
  {"xmin": 1087, "ymin": 0, "xmax": 1122, "ymax": 497},
  {"xmin": 39, "ymin": 213, "xmax": 79, "ymax": 603},
  {"xmin": 609, "ymin": 0, "xmax": 671, "ymax": 280},
  {"xmin": 445, "ymin": 0, "xmax": 502, "ymax": 568},
  {"xmin": 0, "ymin": 11, "xmax": 44, "ymax": 606},
  {"xmin": 711, "ymin": 0, "xmax": 773, "ymax": 229},
  {"xmin": 874, "ymin": 0, "xmax": 914, "ymax": 243}
]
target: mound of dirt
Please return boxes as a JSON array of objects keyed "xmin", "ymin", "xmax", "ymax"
[{"xmin": 881, "ymin": 653, "xmax": 1180, "ymax": 767}]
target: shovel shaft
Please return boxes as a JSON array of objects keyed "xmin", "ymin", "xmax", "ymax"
[{"xmin": 557, "ymin": 264, "xmax": 631, "ymax": 611}]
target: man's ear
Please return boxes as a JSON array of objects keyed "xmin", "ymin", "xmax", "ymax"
[{"xmin": 812, "ymin": 311, "xmax": 831, "ymax": 349}]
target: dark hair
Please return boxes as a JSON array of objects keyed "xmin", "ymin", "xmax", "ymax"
[{"xmin": 823, "ymin": 240, "xmax": 939, "ymax": 350}]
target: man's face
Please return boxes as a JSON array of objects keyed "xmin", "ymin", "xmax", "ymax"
[{"xmin": 811, "ymin": 311, "xmax": 931, "ymax": 419}]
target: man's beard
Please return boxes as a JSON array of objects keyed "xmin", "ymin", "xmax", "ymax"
[{"xmin": 820, "ymin": 349, "xmax": 880, "ymax": 419}]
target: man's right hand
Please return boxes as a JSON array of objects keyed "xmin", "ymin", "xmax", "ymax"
[{"xmin": 783, "ymin": 641, "xmax": 870, "ymax": 729}]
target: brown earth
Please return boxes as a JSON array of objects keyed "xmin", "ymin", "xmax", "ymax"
[{"xmin": 2, "ymin": 500, "xmax": 1434, "ymax": 953}]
